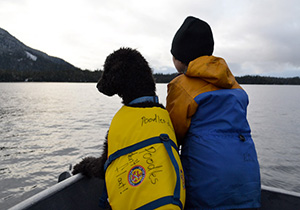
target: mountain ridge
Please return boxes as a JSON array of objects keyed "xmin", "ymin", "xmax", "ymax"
[
  {"xmin": 0, "ymin": 27, "xmax": 78, "ymax": 72},
  {"xmin": 1, "ymin": 28, "xmax": 299, "ymax": 84}
]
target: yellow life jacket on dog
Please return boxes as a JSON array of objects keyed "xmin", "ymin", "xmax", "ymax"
[{"xmin": 104, "ymin": 106, "xmax": 185, "ymax": 210}]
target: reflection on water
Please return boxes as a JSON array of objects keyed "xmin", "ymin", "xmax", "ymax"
[
  {"xmin": 0, "ymin": 83, "xmax": 121, "ymax": 209},
  {"xmin": 244, "ymin": 85, "xmax": 300, "ymax": 192},
  {"xmin": 1, "ymin": 83, "xmax": 300, "ymax": 208}
]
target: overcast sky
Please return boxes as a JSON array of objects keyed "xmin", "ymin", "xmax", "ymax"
[{"xmin": 1, "ymin": 0, "xmax": 299, "ymax": 77}]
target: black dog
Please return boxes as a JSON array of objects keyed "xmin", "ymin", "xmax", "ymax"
[
  {"xmin": 72, "ymin": 47, "xmax": 164, "ymax": 179},
  {"xmin": 72, "ymin": 47, "xmax": 185, "ymax": 209}
]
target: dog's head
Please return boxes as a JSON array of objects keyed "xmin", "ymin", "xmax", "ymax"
[{"xmin": 97, "ymin": 47, "xmax": 156, "ymax": 104}]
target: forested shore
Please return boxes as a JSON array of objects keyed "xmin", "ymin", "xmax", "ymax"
[{"xmin": 1, "ymin": 69, "xmax": 300, "ymax": 85}]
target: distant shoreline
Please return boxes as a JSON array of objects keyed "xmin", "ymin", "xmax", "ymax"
[{"xmin": 1, "ymin": 69, "xmax": 300, "ymax": 84}]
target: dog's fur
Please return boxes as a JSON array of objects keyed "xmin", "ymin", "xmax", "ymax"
[{"xmin": 72, "ymin": 48, "xmax": 165, "ymax": 179}]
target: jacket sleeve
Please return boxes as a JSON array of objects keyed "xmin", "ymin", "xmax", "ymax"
[{"xmin": 166, "ymin": 79, "xmax": 198, "ymax": 146}]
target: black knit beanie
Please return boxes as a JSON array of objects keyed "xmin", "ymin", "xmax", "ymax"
[{"xmin": 171, "ymin": 16, "xmax": 214, "ymax": 65}]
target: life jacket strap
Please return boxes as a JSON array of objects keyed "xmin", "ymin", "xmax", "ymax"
[
  {"xmin": 136, "ymin": 196, "xmax": 182, "ymax": 210},
  {"xmin": 100, "ymin": 134, "xmax": 183, "ymax": 209},
  {"xmin": 136, "ymin": 134, "xmax": 183, "ymax": 210},
  {"xmin": 99, "ymin": 181, "xmax": 109, "ymax": 209},
  {"xmin": 104, "ymin": 134, "xmax": 178, "ymax": 171}
]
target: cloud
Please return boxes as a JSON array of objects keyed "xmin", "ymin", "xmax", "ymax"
[
  {"xmin": 0, "ymin": 0, "xmax": 299, "ymax": 76},
  {"xmin": 209, "ymin": 0, "xmax": 300, "ymax": 76}
]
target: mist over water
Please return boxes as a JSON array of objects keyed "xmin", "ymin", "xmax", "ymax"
[{"xmin": 1, "ymin": 83, "xmax": 300, "ymax": 209}]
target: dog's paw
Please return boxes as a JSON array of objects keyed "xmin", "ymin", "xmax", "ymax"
[
  {"xmin": 72, "ymin": 157, "xmax": 97, "ymax": 177},
  {"xmin": 72, "ymin": 156, "xmax": 105, "ymax": 179}
]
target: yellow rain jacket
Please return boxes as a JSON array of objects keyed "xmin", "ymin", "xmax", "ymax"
[
  {"xmin": 167, "ymin": 56, "xmax": 242, "ymax": 144},
  {"xmin": 104, "ymin": 106, "xmax": 185, "ymax": 210},
  {"xmin": 166, "ymin": 56, "xmax": 261, "ymax": 209}
]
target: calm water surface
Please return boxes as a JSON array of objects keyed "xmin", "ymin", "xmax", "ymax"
[{"xmin": 1, "ymin": 83, "xmax": 300, "ymax": 209}]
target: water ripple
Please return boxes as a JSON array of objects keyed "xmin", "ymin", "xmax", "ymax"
[{"xmin": 1, "ymin": 83, "xmax": 300, "ymax": 209}]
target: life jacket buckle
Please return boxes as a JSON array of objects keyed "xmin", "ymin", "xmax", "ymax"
[{"xmin": 160, "ymin": 134, "xmax": 170, "ymax": 142}]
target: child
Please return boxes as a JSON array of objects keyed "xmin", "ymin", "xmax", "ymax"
[{"xmin": 166, "ymin": 16, "xmax": 261, "ymax": 210}]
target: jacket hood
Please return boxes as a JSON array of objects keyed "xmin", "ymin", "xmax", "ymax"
[{"xmin": 185, "ymin": 56, "xmax": 236, "ymax": 89}]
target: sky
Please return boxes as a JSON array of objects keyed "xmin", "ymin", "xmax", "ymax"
[{"xmin": 0, "ymin": 0, "xmax": 299, "ymax": 77}]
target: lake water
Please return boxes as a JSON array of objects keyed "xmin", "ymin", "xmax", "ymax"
[{"xmin": 1, "ymin": 83, "xmax": 300, "ymax": 209}]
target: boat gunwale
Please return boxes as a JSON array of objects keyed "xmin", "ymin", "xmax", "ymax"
[
  {"xmin": 8, "ymin": 174, "xmax": 300, "ymax": 210},
  {"xmin": 261, "ymin": 185, "xmax": 300, "ymax": 198},
  {"xmin": 8, "ymin": 174, "xmax": 84, "ymax": 210}
]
